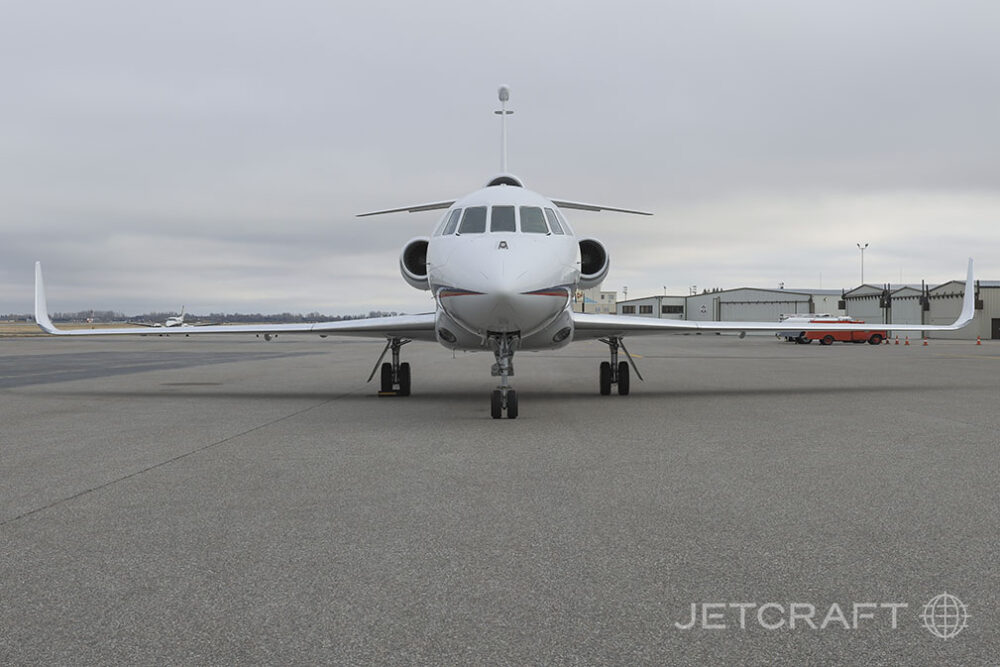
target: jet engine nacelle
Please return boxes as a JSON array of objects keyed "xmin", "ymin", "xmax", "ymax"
[
  {"xmin": 400, "ymin": 237, "xmax": 431, "ymax": 290},
  {"xmin": 578, "ymin": 238, "xmax": 610, "ymax": 289}
]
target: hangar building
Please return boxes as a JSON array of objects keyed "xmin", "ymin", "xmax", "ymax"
[
  {"xmin": 572, "ymin": 287, "xmax": 616, "ymax": 314},
  {"xmin": 617, "ymin": 295, "xmax": 686, "ymax": 319},
  {"xmin": 617, "ymin": 288, "xmax": 844, "ymax": 323},
  {"xmin": 686, "ymin": 288, "xmax": 843, "ymax": 323}
]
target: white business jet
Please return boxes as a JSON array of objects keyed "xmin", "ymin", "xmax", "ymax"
[
  {"xmin": 34, "ymin": 86, "xmax": 976, "ymax": 418},
  {"xmin": 128, "ymin": 306, "xmax": 221, "ymax": 329},
  {"xmin": 129, "ymin": 306, "xmax": 187, "ymax": 328}
]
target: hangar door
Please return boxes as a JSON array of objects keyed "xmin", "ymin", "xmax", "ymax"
[
  {"xmin": 720, "ymin": 299, "xmax": 810, "ymax": 322},
  {"xmin": 993, "ymin": 319, "xmax": 1000, "ymax": 340}
]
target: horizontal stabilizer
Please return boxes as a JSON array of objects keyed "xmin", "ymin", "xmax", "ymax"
[
  {"xmin": 550, "ymin": 199, "xmax": 652, "ymax": 216},
  {"xmin": 357, "ymin": 200, "xmax": 456, "ymax": 217}
]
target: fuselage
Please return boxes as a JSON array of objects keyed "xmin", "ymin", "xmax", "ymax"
[{"xmin": 424, "ymin": 180, "xmax": 581, "ymax": 352}]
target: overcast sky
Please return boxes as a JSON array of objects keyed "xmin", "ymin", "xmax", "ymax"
[{"xmin": 2, "ymin": 0, "xmax": 999, "ymax": 315}]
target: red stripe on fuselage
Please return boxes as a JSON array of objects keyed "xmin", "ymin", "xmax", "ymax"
[
  {"xmin": 438, "ymin": 289, "xmax": 484, "ymax": 298},
  {"xmin": 522, "ymin": 288, "xmax": 569, "ymax": 297}
]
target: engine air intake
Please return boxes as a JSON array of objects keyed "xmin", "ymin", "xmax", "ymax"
[{"xmin": 400, "ymin": 237, "xmax": 431, "ymax": 290}]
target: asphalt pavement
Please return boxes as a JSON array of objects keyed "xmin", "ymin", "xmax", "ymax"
[{"xmin": 1, "ymin": 334, "xmax": 997, "ymax": 665}]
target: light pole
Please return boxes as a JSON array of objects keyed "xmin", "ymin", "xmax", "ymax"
[{"xmin": 857, "ymin": 242, "xmax": 869, "ymax": 284}]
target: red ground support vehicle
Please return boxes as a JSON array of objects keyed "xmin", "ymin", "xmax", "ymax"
[{"xmin": 803, "ymin": 319, "xmax": 887, "ymax": 346}]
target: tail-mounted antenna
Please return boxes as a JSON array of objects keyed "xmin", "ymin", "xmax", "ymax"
[{"xmin": 494, "ymin": 85, "xmax": 513, "ymax": 173}]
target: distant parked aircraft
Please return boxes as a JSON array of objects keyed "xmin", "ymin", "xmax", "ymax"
[{"xmin": 128, "ymin": 307, "xmax": 219, "ymax": 329}]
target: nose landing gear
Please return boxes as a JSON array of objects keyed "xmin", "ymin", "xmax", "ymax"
[
  {"xmin": 489, "ymin": 333, "xmax": 519, "ymax": 419},
  {"xmin": 598, "ymin": 337, "xmax": 642, "ymax": 396},
  {"xmin": 368, "ymin": 337, "xmax": 412, "ymax": 396}
]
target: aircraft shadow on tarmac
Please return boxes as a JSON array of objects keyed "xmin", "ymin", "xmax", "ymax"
[{"xmin": 26, "ymin": 382, "xmax": 964, "ymax": 403}]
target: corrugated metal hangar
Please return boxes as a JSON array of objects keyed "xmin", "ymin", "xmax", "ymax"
[
  {"xmin": 844, "ymin": 280, "xmax": 1000, "ymax": 340},
  {"xmin": 617, "ymin": 287, "xmax": 844, "ymax": 323},
  {"xmin": 616, "ymin": 281, "xmax": 1000, "ymax": 340}
]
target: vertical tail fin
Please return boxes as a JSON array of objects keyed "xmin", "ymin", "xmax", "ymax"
[{"xmin": 495, "ymin": 85, "xmax": 512, "ymax": 173}]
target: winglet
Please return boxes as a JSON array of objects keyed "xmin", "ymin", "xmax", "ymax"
[
  {"xmin": 952, "ymin": 257, "xmax": 976, "ymax": 329},
  {"xmin": 34, "ymin": 262, "xmax": 62, "ymax": 334}
]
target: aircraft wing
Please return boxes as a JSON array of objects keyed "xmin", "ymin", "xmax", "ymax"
[
  {"xmin": 33, "ymin": 262, "xmax": 438, "ymax": 342},
  {"xmin": 572, "ymin": 259, "xmax": 976, "ymax": 341}
]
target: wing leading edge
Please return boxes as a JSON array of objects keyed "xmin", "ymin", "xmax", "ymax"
[
  {"xmin": 573, "ymin": 259, "xmax": 977, "ymax": 341},
  {"xmin": 33, "ymin": 262, "xmax": 438, "ymax": 341}
]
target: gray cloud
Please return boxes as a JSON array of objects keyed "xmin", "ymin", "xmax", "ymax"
[{"xmin": 2, "ymin": 1, "xmax": 998, "ymax": 315}]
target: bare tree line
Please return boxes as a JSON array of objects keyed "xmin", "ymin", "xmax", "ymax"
[{"xmin": 2, "ymin": 311, "xmax": 401, "ymax": 323}]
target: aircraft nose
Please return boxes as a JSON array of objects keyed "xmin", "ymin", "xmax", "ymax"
[
  {"xmin": 477, "ymin": 265, "xmax": 522, "ymax": 329},
  {"xmin": 446, "ymin": 275, "xmax": 562, "ymax": 334},
  {"xmin": 436, "ymin": 237, "xmax": 571, "ymax": 335}
]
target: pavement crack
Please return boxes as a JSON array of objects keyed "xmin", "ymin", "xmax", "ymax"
[{"xmin": 0, "ymin": 395, "xmax": 344, "ymax": 527}]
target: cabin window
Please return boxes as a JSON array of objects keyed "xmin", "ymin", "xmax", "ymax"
[
  {"xmin": 621, "ymin": 305, "xmax": 636, "ymax": 314},
  {"xmin": 520, "ymin": 207, "xmax": 548, "ymax": 234},
  {"xmin": 440, "ymin": 209, "xmax": 462, "ymax": 236},
  {"xmin": 639, "ymin": 305, "xmax": 653, "ymax": 314},
  {"xmin": 544, "ymin": 208, "xmax": 564, "ymax": 234},
  {"xmin": 662, "ymin": 305, "xmax": 683, "ymax": 314},
  {"xmin": 491, "ymin": 206, "xmax": 516, "ymax": 232},
  {"xmin": 458, "ymin": 206, "xmax": 487, "ymax": 234}
]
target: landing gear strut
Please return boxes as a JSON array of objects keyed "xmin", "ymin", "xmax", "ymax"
[
  {"xmin": 368, "ymin": 337, "xmax": 412, "ymax": 396},
  {"xmin": 489, "ymin": 334, "xmax": 519, "ymax": 419},
  {"xmin": 598, "ymin": 337, "xmax": 642, "ymax": 396}
]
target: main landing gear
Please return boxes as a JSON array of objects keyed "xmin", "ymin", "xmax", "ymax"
[
  {"xmin": 489, "ymin": 333, "xmax": 519, "ymax": 419},
  {"xmin": 368, "ymin": 337, "xmax": 412, "ymax": 396},
  {"xmin": 598, "ymin": 337, "xmax": 643, "ymax": 396}
]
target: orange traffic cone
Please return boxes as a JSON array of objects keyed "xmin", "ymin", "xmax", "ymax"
[
  {"xmin": 923, "ymin": 338, "xmax": 928, "ymax": 346},
  {"xmin": 977, "ymin": 336, "xmax": 982, "ymax": 345},
  {"xmin": 904, "ymin": 336, "xmax": 910, "ymax": 346},
  {"xmin": 895, "ymin": 335, "xmax": 900, "ymax": 345}
]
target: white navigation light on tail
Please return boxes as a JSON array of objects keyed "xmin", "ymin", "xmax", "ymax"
[{"xmin": 33, "ymin": 86, "xmax": 977, "ymax": 419}]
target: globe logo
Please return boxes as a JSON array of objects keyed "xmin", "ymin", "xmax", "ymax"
[{"xmin": 920, "ymin": 592, "xmax": 969, "ymax": 639}]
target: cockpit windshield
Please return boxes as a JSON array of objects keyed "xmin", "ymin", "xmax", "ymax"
[
  {"xmin": 458, "ymin": 207, "xmax": 487, "ymax": 234},
  {"xmin": 555, "ymin": 209, "xmax": 573, "ymax": 235},
  {"xmin": 439, "ymin": 208, "xmax": 462, "ymax": 235},
  {"xmin": 491, "ymin": 206, "xmax": 516, "ymax": 232},
  {"xmin": 520, "ymin": 207, "xmax": 548, "ymax": 234},
  {"xmin": 544, "ymin": 208, "xmax": 564, "ymax": 234},
  {"xmin": 442, "ymin": 204, "xmax": 569, "ymax": 235}
]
